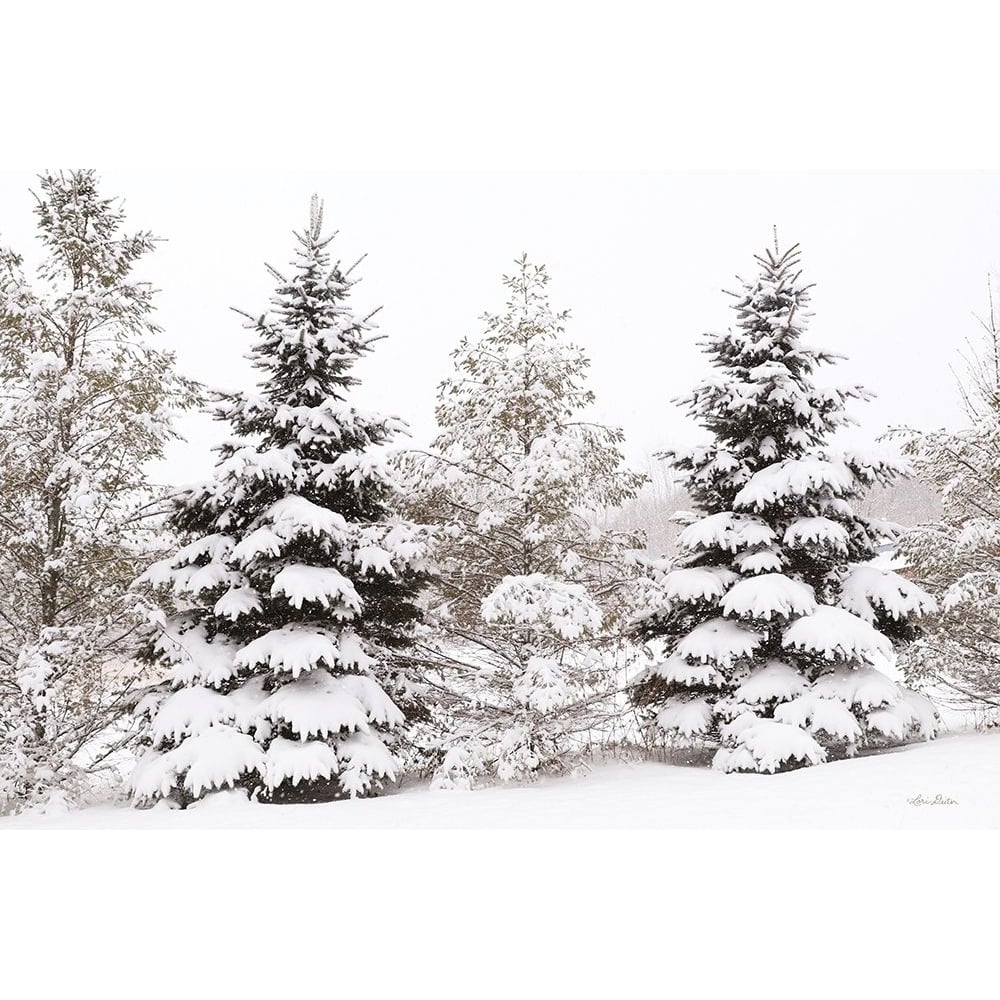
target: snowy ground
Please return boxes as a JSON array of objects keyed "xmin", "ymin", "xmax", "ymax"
[{"xmin": 4, "ymin": 729, "xmax": 998, "ymax": 829}]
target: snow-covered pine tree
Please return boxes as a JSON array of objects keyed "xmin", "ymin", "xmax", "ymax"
[
  {"xmin": 0, "ymin": 170, "xmax": 198, "ymax": 814},
  {"xmin": 130, "ymin": 198, "xmax": 432, "ymax": 807},
  {"xmin": 632, "ymin": 240, "xmax": 939, "ymax": 773},
  {"xmin": 404, "ymin": 256, "xmax": 645, "ymax": 787},
  {"xmin": 895, "ymin": 279, "xmax": 1000, "ymax": 714}
]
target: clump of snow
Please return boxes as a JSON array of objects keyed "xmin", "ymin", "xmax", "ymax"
[
  {"xmin": 335, "ymin": 731, "xmax": 399, "ymax": 796},
  {"xmin": 714, "ymin": 719, "xmax": 827, "ymax": 774},
  {"xmin": 676, "ymin": 512, "xmax": 776, "ymax": 553},
  {"xmin": 675, "ymin": 618, "xmax": 764, "ymax": 666},
  {"xmin": 783, "ymin": 516, "xmax": 849, "ymax": 550},
  {"xmin": 735, "ymin": 548, "xmax": 785, "ymax": 574},
  {"xmin": 154, "ymin": 622, "xmax": 241, "ymax": 688},
  {"xmin": 352, "ymin": 543, "xmax": 394, "ymax": 575},
  {"xmin": 656, "ymin": 697, "xmax": 713, "ymax": 737},
  {"xmin": 151, "ymin": 533, "xmax": 234, "ymax": 572},
  {"xmin": 782, "ymin": 605, "xmax": 893, "ymax": 663},
  {"xmin": 263, "ymin": 494, "xmax": 350, "ymax": 541},
  {"xmin": 839, "ymin": 564, "xmax": 938, "ymax": 622},
  {"xmin": 261, "ymin": 738, "xmax": 339, "ymax": 789},
  {"xmin": 149, "ymin": 687, "xmax": 233, "ymax": 747},
  {"xmin": 659, "ymin": 566, "xmax": 738, "ymax": 604},
  {"xmin": 254, "ymin": 673, "xmax": 382, "ymax": 738},
  {"xmin": 721, "ymin": 573, "xmax": 817, "ymax": 620},
  {"xmin": 773, "ymin": 694, "xmax": 863, "ymax": 742},
  {"xmin": 647, "ymin": 654, "xmax": 724, "ymax": 688},
  {"xmin": 811, "ymin": 665, "xmax": 901, "ymax": 710},
  {"xmin": 865, "ymin": 708, "xmax": 908, "ymax": 741},
  {"xmin": 230, "ymin": 526, "xmax": 284, "ymax": 563},
  {"xmin": 213, "ymin": 587, "xmax": 262, "ymax": 621},
  {"xmin": 734, "ymin": 458, "xmax": 857, "ymax": 510},
  {"xmin": 270, "ymin": 564, "xmax": 362, "ymax": 614},
  {"xmin": 131, "ymin": 727, "xmax": 264, "ymax": 800},
  {"xmin": 181, "ymin": 562, "xmax": 243, "ymax": 596},
  {"xmin": 513, "ymin": 657, "xmax": 572, "ymax": 712},
  {"xmin": 732, "ymin": 660, "xmax": 809, "ymax": 705},
  {"xmin": 864, "ymin": 688, "xmax": 939, "ymax": 742},
  {"xmin": 215, "ymin": 445, "xmax": 298, "ymax": 485},
  {"xmin": 235, "ymin": 625, "xmax": 375, "ymax": 677},
  {"xmin": 896, "ymin": 689, "xmax": 939, "ymax": 739},
  {"xmin": 718, "ymin": 710, "xmax": 760, "ymax": 740}
]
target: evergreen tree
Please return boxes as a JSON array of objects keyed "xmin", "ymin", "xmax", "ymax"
[
  {"xmin": 0, "ymin": 170, "xmax": 198, "ymax": 814},
  {"xmin": 632, "ymin": 240, "xmax": 938, "ymax": 773},
  {"xmin": 896, "ymin": 279, "xmax": 1000, "ymax": 713},
  {"xmin": 130, "ymin": 198, "xmax": 431, "ymax": 807},
  {"xmin": 404, "ymin": 256, "xmax": 645, "ymax": 787}
]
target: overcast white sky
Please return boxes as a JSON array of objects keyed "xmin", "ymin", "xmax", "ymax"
[{"xmin": 1, "ymin": 170, "xmax": 996, "ymax": 484}]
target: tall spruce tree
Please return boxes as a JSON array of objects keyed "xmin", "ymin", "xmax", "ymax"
[
  {"xmin": 404, "ymin": 256, "xmax": 645, "ymax": 786},
  {"xmin": 130, "ymin": 198, "xmax": 431, "ymax": 807},
  {"xmin": 632, "ymin": 240, "xmax": 939, "ymax": 773},
  {"xmin": 0, "ymin": 170, "xmax": 197, "ymax": 814}
]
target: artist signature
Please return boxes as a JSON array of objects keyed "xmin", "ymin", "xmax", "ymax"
[{"xmin": 907, "ymin": 793, "xmax": 959, "ymax": 806}]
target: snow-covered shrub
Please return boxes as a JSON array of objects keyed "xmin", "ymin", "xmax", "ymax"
[
  {"xmin": 402, "ymin": 257, "xmax": 646, "ymax": 784},
  {"xmin": 895, "ymin": 280, "xmax": 1000, "ymax": 711},
  {"xmin": 130, "ymin": 198, "xmax": 432, "ymax": 808},
  {"xmin": 632, "ymin": 240, "xmax": 938, "ymax": 773},
  {"xmin": 0, "ymin": 171, "xmax": 197, "ymax": 815}
]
